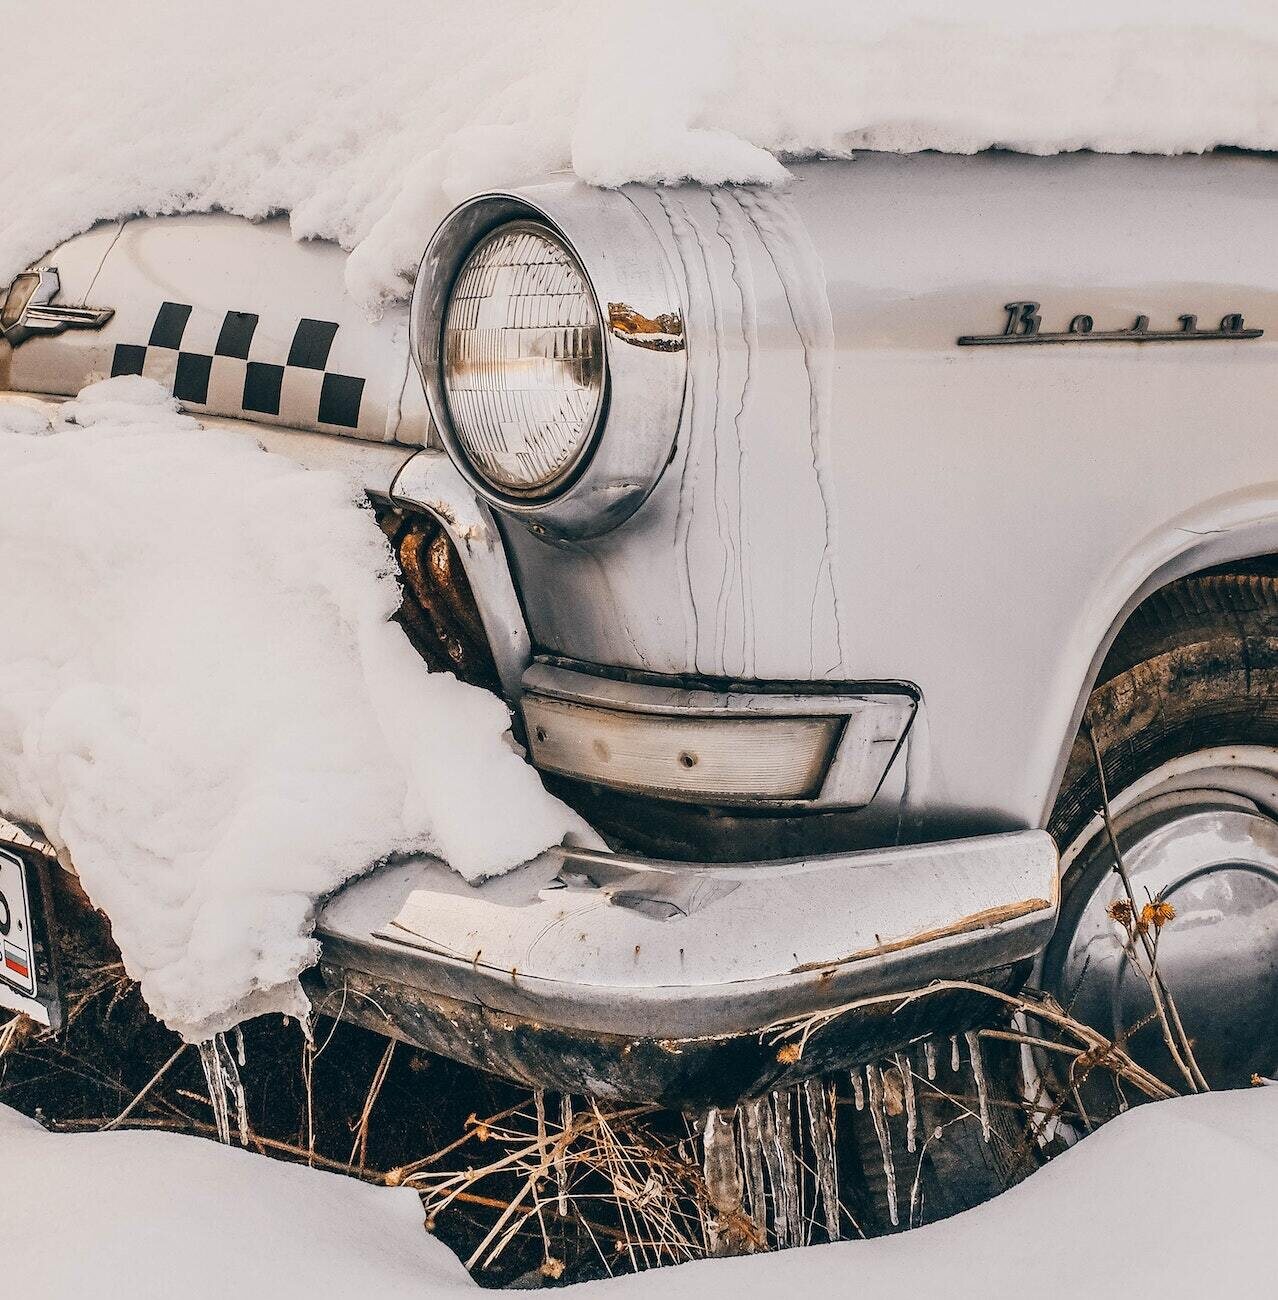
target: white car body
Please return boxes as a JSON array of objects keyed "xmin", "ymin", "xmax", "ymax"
[{"xmin": 4, "ymin": 148, "xmax": 1275, "ymax": 1102}]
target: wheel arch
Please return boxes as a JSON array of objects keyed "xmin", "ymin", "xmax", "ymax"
[{"xmin": 1042, "ymin": 486, "xmax": 1278, "ymax": 826}]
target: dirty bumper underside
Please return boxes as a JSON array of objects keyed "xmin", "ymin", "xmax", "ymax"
[{"xmin": 310, "ymin": 953, "xmax": 1031, "ymax": 1109}]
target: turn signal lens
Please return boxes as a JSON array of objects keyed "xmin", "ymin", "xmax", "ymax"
[
  {"xmin": 442, "ymin": 223, "xmax": 604, "ymax": 497},
  {"xmin": 522, "ymin": 696, "xmax": 843, "ymax": 803}
]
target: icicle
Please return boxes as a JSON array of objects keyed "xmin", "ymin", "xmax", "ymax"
[
  {"xmin": 198, "ymin": 1032, "xmax": 248, "ymax": 1147},
  {"xmin": 950, "ymin": 1034, "xmax": 961, "ymax": 1072},
  {"xmin": 736, "ymin": 1099, "xmax": 768, "ymax": 1241},
  {"xmin": 895, "ymin": 1052, "xmax": 918, "ymax": 1155},
  {"xmin": 226, "ymin": 1055, "xmax": 249, "ymax": 1146},
  {"xmin": 964, "ymin": 1030, "xmax": 992, "ymax": 1144},
  {"xmin": 803, "ymin": 1078, "xmax": 840, "ymax": 1241},
  {"xmin": 924, "ymin": 1037, "xmax": 938, "ymax": 1080},
  {"xmin": 865, "ymin": 1065, "xmax": 898, "ymax": 1227},
  {"xmin": 765, "ymin": 1087, "xmax": 801, "ymax": 1248},
  {"xmin": 233, "ymin": 1025, "xmax": 246, "ymax": 1068},
  {"xmin": 703, "ymin": 1107, "xmax": 746, "ymax": 1256},
  {"xmin": 556, "ymin": 1094, "xmax": 572, "ymax": 1215},
  {"xmin": 780, "ymin": 1088, "xmax": 805, "ymax": 1246},
  {"xmin": 534, "ymin": 1088, "xmax": 547, "ymax": 1157},
  {"xmin": 851, "ymin": 1068, "xmax": 865, "ymax": 1111},
  {"xmin": 755, "ymin": 1092, "xmax": 789, "ymax": 1248},
  {"xmin": 198, "ymin": 1040, "xmax": 230, "ymax": 1145}
]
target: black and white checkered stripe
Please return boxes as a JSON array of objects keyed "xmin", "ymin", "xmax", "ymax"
[{"xmin": 111, "ymin": 302, "xmax": 366, "ymax": 429}]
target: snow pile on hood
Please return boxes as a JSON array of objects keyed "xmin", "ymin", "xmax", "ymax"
[
  {"xmin": 4, "ymin": 1, "xmax": 1277, "ymax": 307},
  {"xmin": 0, "ymin": 379, "xmax": 584, "ymax": 1040}
]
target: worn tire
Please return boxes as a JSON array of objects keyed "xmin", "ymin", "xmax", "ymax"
[{"xmin": 1049, "ymin": 570, "xmax": 1278, "ymax": 847}]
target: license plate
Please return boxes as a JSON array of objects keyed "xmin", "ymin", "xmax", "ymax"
[{"xmin": 0, "ymin": 841, "xmax": 60, "ymax": 1027}]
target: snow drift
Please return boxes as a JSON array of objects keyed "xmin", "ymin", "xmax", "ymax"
[
  {"xmin": 591, "ymin": 1085, "xmax": 1278, "ymax": 1299},
  {"xmin": 3, "ymin": 1, "xmax": 1277, "ymax": 308},
  {"xmin": 0, "ymin": 380, "xmax": 583, "ymax": 1040},
  {"xmin": 0, "ymin": 1104, "xmax": 476, "ymax": 1300},
  {"xmin": 2, "ymin": 1086, "xmax": 1276, "ymax": 1297}
]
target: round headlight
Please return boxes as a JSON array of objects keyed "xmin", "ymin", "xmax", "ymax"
[{"xmin": 441, "ymin": 222, "xmax": 605, "ymax": 497}]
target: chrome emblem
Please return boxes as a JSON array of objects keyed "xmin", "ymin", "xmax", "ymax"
[
  {"xmin": 1, "ymin": 268, "xmax": 114, "ymax": 348},
  {"xmin": 958, "ymin": 301, "xmax": 1263, "ymax": 347}
]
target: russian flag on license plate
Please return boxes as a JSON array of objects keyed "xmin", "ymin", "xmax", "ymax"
[{"xmin": 4, "ymin": 941, "xmax": 29, "ymax": 980}]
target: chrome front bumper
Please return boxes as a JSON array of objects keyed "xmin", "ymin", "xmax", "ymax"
[{"xmin": 315, "ymin": 830, "xmax": 1059, "ymax": 1105}]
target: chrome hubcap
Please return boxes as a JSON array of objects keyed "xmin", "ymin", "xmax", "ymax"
[{"xmin": 1044, "ymin": 750, "xmax": 1278, "ymax": 1092}]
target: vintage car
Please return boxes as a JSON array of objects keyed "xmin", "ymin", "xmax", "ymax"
[{"xmin": 2, "ymin": 149, "xmax": 1276, "ymax": 1182}]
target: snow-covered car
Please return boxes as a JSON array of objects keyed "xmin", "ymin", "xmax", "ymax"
[{"xmin": 3, "ymin": 149, "xmax": 1276, "ymax": 1117}]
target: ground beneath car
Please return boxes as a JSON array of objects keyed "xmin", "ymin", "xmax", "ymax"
[{"xmin": 3, "ymin": 1086, "xmax": 1274, "ymax": 1299}]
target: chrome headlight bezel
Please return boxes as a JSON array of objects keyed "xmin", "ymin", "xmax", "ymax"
[{"xmin": 411, "ymin": 186, "xmax": 687, "ymax": 540}]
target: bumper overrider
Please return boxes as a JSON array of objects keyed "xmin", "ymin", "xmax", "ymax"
[{"xmin": 315, "ymin": 830, "xmax": 1058, "ymax": 1107}]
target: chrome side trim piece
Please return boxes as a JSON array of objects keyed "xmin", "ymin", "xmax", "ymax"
[{"xmin": 1, "ymin": 268, "xmax": 113, "ymax": 348}]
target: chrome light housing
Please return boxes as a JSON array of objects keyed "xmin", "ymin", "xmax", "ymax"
[
  {"xmin": 411, "ymin": 185, "xmax": 687, "ymax": 539},
  {"xmin": 520, "ymin": 662, "xmax": 919, "ymax": 810}
]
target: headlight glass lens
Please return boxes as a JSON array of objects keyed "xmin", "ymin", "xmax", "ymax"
[{"xmin": 442, "ymin": 223, "xmax": 604, "ymax": 496}]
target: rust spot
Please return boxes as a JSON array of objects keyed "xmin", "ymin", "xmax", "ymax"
[
  {"xmin": 788, "ymin": 897, "xmax": 1054, "ymax": 975},
  {"xmin": 374, "ymin": 504, "xmax": 501, "ymax": 693},
  {"xmin": 607, "ymin": 302, "xmax": 686, "ymax": 352}
]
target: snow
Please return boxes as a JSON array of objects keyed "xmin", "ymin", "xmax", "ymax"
[
  {"xmin": 593, "ymin": 1086, "xmax": 1278, "ymax": 1298},
  {"xmin": 0, "ymin": 379, "xmax": 584, "ymax": 1040},
  {"xmin": 4, "ymin": 2, "xmax": 1278, "ymax": 308},
  {"xmin": 3, "ymin": 1086, "xmax": 1276, "ymax": 1297},
  {"xmin": 0, "ymin": 1104, "xmax": 476, "ymax": 1300}
]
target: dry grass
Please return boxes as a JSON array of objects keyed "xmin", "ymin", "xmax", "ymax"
[
  {"xmin": 0, "ymin": 1012, "xmax": 39, "ymax": 1059},
  {"xmin": 395, "ymin": 1097, "xmax": 713, "ymax": 1275}
]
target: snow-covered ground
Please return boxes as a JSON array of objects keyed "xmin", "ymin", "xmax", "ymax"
[
  {"xmin": 5, "ymin": 2, "xmax": 1277, "ymax": 306},
  {"xmin": 0, "ymin": 1103, "xmax": 475, "ymax": 1300},
  {"xmin": 0, "ymin": 381, "xmax": 582, "ymax": 1039},
  {"xmin": 4, "ymin": 1087, "xmax": 1275, "ymax": 1298}
]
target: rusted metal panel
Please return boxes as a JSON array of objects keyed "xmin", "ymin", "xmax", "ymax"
[{"xmin": 313, "ymin": 960, "xmax": 1031, "ymax": 1108}]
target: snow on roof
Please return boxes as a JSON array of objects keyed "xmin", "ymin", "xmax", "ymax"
[
  {"xmin": 0, "ymin": 380, "xmax": 583, "ymax": 1040},
  {"xmin": 5, "ymin": 2, "xmax": 1277, "ymax": 309}
]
